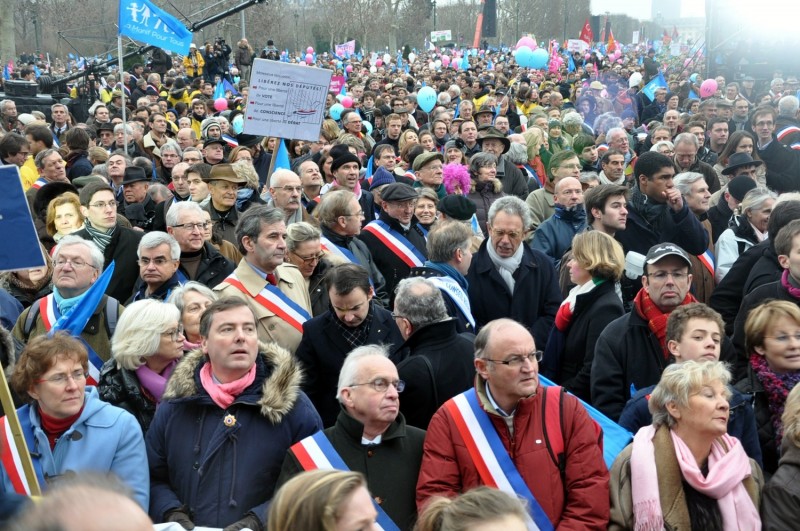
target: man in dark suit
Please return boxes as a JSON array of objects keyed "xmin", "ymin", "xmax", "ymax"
[{"xmin": 294, "ymin": 263, "xmax": 404, "ymax": 427}]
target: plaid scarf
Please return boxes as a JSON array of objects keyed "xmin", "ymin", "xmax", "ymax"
[
  {"xmin": 332, "ymin": 302, "xmax": 374, "ymax": 349},
  {"xmin": 633, "ymin": 288, "xmax": 696, "ymax": 359}
]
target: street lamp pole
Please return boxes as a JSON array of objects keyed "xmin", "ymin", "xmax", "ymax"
[
  {"xmin": 432, "ymin": 0, "xmax": 436, "ymax": 32},
  {"xmin": 294, "ymin": 13, "xmax": 299, "ymax": 56}
]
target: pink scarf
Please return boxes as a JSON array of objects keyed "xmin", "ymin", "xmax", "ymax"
[
  {"xmin": 199, "ymin": 362, "xmax": 257, "ymax": 410},
  {"xmin": 631, "ymin": 425, "xmax": 760, "ymax": 531}
]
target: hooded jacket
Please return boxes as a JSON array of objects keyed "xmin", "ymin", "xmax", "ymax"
[
  {"xmin": 532, "ymin": 204, "xmax": 587, "ymax": 268},
  {"xmin": 146, "ymin": 343, "xmax": 322, "ymax": 528}
]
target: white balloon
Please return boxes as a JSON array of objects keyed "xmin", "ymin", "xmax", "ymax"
[
  {"xmin": 383, "ymin": 53, "xmax": 391, "ymax": 63},
  {"xmin": 434, "ymin": 59, "xmax": 442, "ymax": 67},
  {"xmin": 409, "ymin": 53, "xmax": 416, "ymax": 63},
  {"xmin": 370, "ymin": 65, "xmax": 377, "ymax": 73},
  {"xmin": 428, "ymin": 62, "xmax": 435, "ymax": 70}
]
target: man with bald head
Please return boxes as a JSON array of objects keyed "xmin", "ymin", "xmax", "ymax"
[
  {"xmin": 268, "ymin": 169, "xmax": 311, "ymax": 225},
  {"xmin": 176, "ymin": 128, "xmax": 197, "ymax": 151},
  {"xmin": 297, "ymin": 158, "xmax": 323, "ymax": 209},
  {"xmin": 417, "ymin": 318, "xmax": 609, "ymax": 526},
  {"xmin": 153, "ymin": 161, "xmax": 191, "ymax": 232},
  {"xmin": 532, "ymin": 176, "xmax": 587, "ymax": 267}
]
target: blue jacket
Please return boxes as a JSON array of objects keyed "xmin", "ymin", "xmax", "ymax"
[
  {"xmin": 618, "ymin": 384, "xmax": 763, "ymax": 467},
  {"xmin": 0, "ymin": 387, "xmax": 149, "ymax": 508},
  {"xmin": 532, "ymin": 204, "xmax": 587, "ymax": 268},
  {"xmin": 146, "ymin": 342, "xmax": 322, "ymax": 528}
]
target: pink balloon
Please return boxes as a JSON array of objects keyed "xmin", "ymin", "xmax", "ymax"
[
  {"xmin": 306, "ymin": 46, "xmax": 314, "ymax": 54},
  {"xmin": 375, "ymin": 59, "xmax": 383, "ymax": 67},
  {"xmin": 341, "ymin": 96, "xmax": 353, "ymax": 108},
  {"xmin": 700, "ymin": 79, "xmax": 718, "ymax": 98},
  {"xmin": 584, "ymin": 53, "xmax": 591, "ymax": 60},
  {"xmin": 214, "ymin": 98, "xmax": 228, "ymax": 112},
  {"xmin": 345, "ymin": 64, "xmax": 353, "ymax": 73},
  {"xmin": 516, "ymin": 37, "xmax": 537, "ymax": 50},
  {"xmin": 305, "ymin": 53, "xmax": 313, "ymax": 64},
  {"xmin": 441, "ymin": 55, "xmax": 451, "ymax": 66}
]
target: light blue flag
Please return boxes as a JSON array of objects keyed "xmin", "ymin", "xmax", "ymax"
[
  {"xmin": 51, "ymin": 262, "xmax": 116, "ymax": 336},
  {"xmin": 688, "ymin": 89, "xmax": 699, "ymax": 100},
  {"xmin": 460, "ymin": 54, "xmax": 469, "ymax": 70},
  {"xmin": 273, "ymin": 139, "xmax": 291, "ymax": 172},
  {"xmin": 118, "ymin": 0, "xmax": 192, "ymax": 55},
  {"xmin": 568, "ymin": 55, "xmax": 576, "ymax": 73},
  {"xmin": 641, "ymin": 73, "xmax": 667, "ymax": 102},
  {"xmin": 365, "ymin": 155, "xmax": 374, "ymax": 178},
  {"xmin": 213, "ymin": 81, "xmax": 225, "ymax": 100}
]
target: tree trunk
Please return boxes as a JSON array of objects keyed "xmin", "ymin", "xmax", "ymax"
[{"xmin": 0, "ymin": 0, "xmax": 16, "ymax": 65}]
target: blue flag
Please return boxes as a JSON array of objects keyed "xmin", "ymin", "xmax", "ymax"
[
  {"xmin": 222, "ymin": 78, "xmax": 239, "ymax": 96},
  {"xmin": 213, "ymin": 81, "xmax": 225, "ymax": 100},
  {"xmin": 273, "ymin": 139, "xmax": 291, "ymax": 172},
  {"xmin": 641, "ymin": 73, "xmax": 667, "ymax": 102},
  {"xmin": 689, "ymin": 89, "xmax": 699, "ymax": 100},
  {"xmin": 118, "ymin": 0, "xmax": 192, "ymax": 55},
  {"xmin": 568, "ymin": 55, "xmax": 576, "ymax": 73},
  {"xmin": 365, "ymin": 155, "xmax": 374, "ymax": 179},
  {"xmin": 460, "ymin": 53, "xmax": 469, "ymax": 70},
  {"xmin": 51, "ymin": 262, "xmax": 116, "ymax": 337},
  {"xmin": 539, "ymin": 375, "xmax": 632, "ymax": 469}
]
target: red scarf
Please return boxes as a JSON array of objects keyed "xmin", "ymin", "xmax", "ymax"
[
  {"xmin": 199, "ymin": 362, "xmax": 257, "ymax": 410},
  {"xmin": 633, "ymin": 289, "xmax": 696, "ymax": 359},
  {"xmin": 39, "ymin": 405, "xmax": 84, "ymax": 450}
]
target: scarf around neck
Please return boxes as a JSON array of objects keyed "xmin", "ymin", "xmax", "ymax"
[
  {"xmin": 634, "ymin": 288, "xmax": 697, "ymax": 359},
  {"xmin": 631, "ymin": 425, "xmax": 759, "ymax": 531},
  {"xmin": 52, "ymin": 286, "xmax": 86, "ymax": 317},
  {"xmin": 84, "ymin": 219, "xmax": 116, "ymax": 252},
  {"xmin": 424, "ymin": 261, "xmax": 469, "ymax": 290},
  {"xmin": 486, "ymin": 238, "xmax": 524, "ymax": 294},
  {"xmin": 200, "ymin": 362, "xmax": 257, "ymax": 410},
  {"xmin": 750, "ymin": 353, "xmax": 800, "ymax": 447},
  {"xmin": 136, "ymin": 359, "xmax": 178, "ymax": 404},
  {"xmin": 555, "ymin": 278, "xmax": 603, "ymax": 332},
  {"xmin": 780, "ymin": 269, "xmax": 800, "ymax": 300},
  {"xmin": 630, "ymin": 184, "xmax": 668, "ymax": 233}
]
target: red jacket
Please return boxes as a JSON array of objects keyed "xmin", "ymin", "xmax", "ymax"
[{"xmin": 416, "ymin": 377, "xmax": 610, "ymax": 530}]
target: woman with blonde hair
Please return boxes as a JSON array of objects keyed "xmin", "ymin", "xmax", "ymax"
[
  {"xmin": 285, "ymin": 221, "xmax": 334, "ymax": 316},
  {"xmin": 45, "ymin": 192, "xmax": 85, "ymax": 242},
  {"xmin": 415, "ymin": 487, "xmax": 528, "ymax": 531},
  {"xmin": 543, "ymin": 230, "xmax": 625, "ymax": 401},
  {"xmin": 232, "ymin": 159, "xmax": 265, "ymax": 211},
  {"xmin": 398, "ymin": 129, "xmax": 419, "ymax": 154},
  {"xmin": 522, "ymin": 126, "xmax": 548, "ymax": 188},
  {"xmin": 715, "ymin": 187, "xmax": 776, "ymax": 281},
  {"xmin": 610, "ymin": 361, "xmax": 763, "ymax": 530},
  {"xmin": 268, "ymin": 470, "xmax": 377, "ymax": 531}
]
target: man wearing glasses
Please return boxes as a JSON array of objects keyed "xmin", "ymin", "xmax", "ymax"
[
  {"xmin": 129, "ymin": 232, "xmax": 183, "ymax": 302},
  {"xmin": 466, "ymin": 196, "xmax": 560, "ymax": 350},
  {"xmin": 165, "ymin": 201, "xmax": 233, "ymax": 289},
  {"xmin": 13, "ymin": 236, "xmax": 124, "ymax": 370},
  {"xmin": 279, "ymin": 344, "xmax": 424, "ymax": 530},
  {"xmin": 417, "ymin": 318, "xmax": 609, "ymax": 528},
  {"xmin": 268, "ymin": 169, "xmax": 313, "ymax": 226},
  {"xmin": 214, "ymin": 205, "xmax": 311, "ymax": 353},
  {"xmin": 72, "ymin": 182, "xmax": 143, "ymax": 303}
]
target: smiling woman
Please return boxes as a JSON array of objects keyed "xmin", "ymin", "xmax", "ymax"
[{"xmin": 609, "ymin": 361, "xmax": 763, "ymax": 530}]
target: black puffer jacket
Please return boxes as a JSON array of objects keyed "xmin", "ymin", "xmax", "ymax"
[
  {"xmin": 177, "ymin": 241, "xmax": 234, "ymax": 289},
  {"xmin": 735, "ymin": 368, "xmax": 778, "ymax": 476},
  {"xmin": 74, "ymin": 225, "xmax": 143, "ymax": 303},
  {"xmin": 98, "ymin": 360, "xmax": 156, "ymax": 433}
]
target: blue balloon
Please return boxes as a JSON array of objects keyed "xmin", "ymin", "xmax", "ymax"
[
  {"xmin": 417, "ymin": 86, "xmax": 437, "ymax": 113},
  {"xmin": 515, "ymin": 46, "xmax": 534, "ymax": 68},
  {"xmin": 363, "ymin": 120, "xmax": 373, "ymax": 135},
  {"xmin": 530, "ymin": 48, "xmax": 549, "ymax": 70},
  {"xmin": 329, "ymin": 103, "xmax": 345, "ymax": 120}
]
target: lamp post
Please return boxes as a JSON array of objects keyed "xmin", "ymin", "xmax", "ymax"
[
  {"xmin": 294, "ymin": 13, "xmax": 299, "ymax": 56},
  {"xmin": 432, "ymin": 0, "xmax": 436, "ymax": 32},
  {"xmin": 31, "ymin": 0, "xmax": 41, "ymax": 56}
]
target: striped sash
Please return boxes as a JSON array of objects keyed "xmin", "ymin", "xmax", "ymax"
[
  {"xmin": 362, "ymin": 220, "xmax": 424, "ymax": 267},
  {"xmin": 698, "ymin": 249, "xmax": 715, "ymax": 276},
  {"xmin": 39, "ymin": 295, "xmax": 102, "ymax": 385},
  {"xmin": 320, "ymin": 236, "xmax": 361, "ymax": 265},
  {"xmin": 223, "ymin": 274, "xmax": 310, "ymax": 333},
  {"xmin": 0, "ymin": 412, "xmax": 45, "ymax": 495}
]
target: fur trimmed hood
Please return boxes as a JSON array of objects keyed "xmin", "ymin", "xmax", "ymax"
[
  {"xmin": 470, "ymin": 177, "xmax": 503, "ymax": 194},
  {"xmin": 163, "ymin": 340, "xmax": 303, "ymax": 424},
  {"xmin": 0, "ymin": 324, "xmax": 16, "ymax": 379}
]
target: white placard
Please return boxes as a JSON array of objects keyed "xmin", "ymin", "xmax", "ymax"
[{"xmin": 242, "ymin": 59, "xmax": 332, "ymax": 142}]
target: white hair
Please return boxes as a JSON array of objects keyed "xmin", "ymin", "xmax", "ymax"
[{"xmin": 336, "ymin": 345, "xmax": 390, "ymax": 402}]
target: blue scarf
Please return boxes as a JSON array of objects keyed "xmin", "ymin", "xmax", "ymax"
[
  {"xmin": 52, "ymin": 286, "xmax": 84, "ymax": 317},
  {"xmin": 424, "ymin": 261, "xmax": 469, "ymax": 290},
  {"xmin": 236, "ymin": 188, "xmax": 254, "ymax": 210}
]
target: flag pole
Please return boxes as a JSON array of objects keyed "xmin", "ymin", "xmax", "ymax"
[
  {"xmin": 0, "ymin": 366, "xmax": 41, "ymax": 496},
  {"xmin": 118, "ymin": 36, "xmax": 129, "ymax": 154}
]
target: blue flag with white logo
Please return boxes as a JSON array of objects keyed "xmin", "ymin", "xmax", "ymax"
[
  {"xmin": 118, "ymin": 0, "xmax": 192, "ymax": 55},
  {"xmin": 641, "ymin": 73, "xmax": 668, "ymax": 102}
]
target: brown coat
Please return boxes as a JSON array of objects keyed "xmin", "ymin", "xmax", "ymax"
[
  {"xmin": 609, "ymin": 425, "xmax": 763, "ymax": 530},
  {"xmin": 688, "ymin": 218, "xmax": 716, "ymax": 304}
]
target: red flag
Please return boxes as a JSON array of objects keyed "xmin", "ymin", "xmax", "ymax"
[
  {"xmin": 579, "ymin": 18, "xmax": 594, "ymax": 44},
  {"xmin": 607, "ymin": 30, "xmax": 616, "ymax": 53}
]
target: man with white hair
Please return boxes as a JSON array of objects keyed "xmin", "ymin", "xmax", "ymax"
[
  {"xmin": 130, "ymin": 231, "xmax": 183, "ymax": 302},
  {"xmin": 605, "ymin": 127, "xmax": 633, "ymax": 166},
  {"xmin": 268, "ymin": 169, "xmax": 312, "ymax": 225},
  {"xmin": 673, "ymin": 132, "xmax": 721, "ymax": 193},
  {"xmin": 278, "ymin": 345, "xmax": 425, "ymax": 530},
  {"xmin": 775, "ymin": 95, "xmax": 800, "ymax": 150}
]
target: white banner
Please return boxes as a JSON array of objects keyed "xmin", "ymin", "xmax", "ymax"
[
  {"xmin": 430, "ymin": 30, "xmax": 452, "ymax": 42},
  {"xmin": 566, "ymin": 39, "xmax": 589, "ymax": 53}
]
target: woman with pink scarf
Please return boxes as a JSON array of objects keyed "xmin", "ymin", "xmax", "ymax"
[
  {"xmin": 609, "ymin": 361, "xmax": 763, "ymax": 530},
  {"xmin": 99, "ymin": 299, "xmax": 186, "ymax": 433}
]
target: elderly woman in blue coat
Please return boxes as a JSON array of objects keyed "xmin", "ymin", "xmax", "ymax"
[{"xmin": 0, "ymin": 333, "xmax": 149, "ymax": 508}]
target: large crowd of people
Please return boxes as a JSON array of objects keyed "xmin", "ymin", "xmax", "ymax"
[{"xmin": 1, "ymin": 36, "xmax": 800, "ymax": 530}]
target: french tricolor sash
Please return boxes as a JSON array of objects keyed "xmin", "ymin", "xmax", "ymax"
[
  {"xmin": 362, "ymin": 220, "xmax": 424, "ymax": 268},
  {"xmin": 428, "ymin": 276, "xmax": 475, "ymax": 329},
  {"xmin": 697, "ymin": 249, "xmax": 715, "ymax": 276},
  {"xmin": 290, "ymin": 431, "xmax": 400, "ymax": 531},
  {"xmin": 221, "ymin": 134, "xmax": 239, "ymax": 148},
  {"xmin": 39, "ymin": 295, "xmax": 102, "ymax": 385},
  {"xmin": 320, "ymin": 236, "xmax": 361, "ymax": 265},
  {"xmin": 444, "ymin": 389, "xmax": 554, "ymax": 531},
  {"xmin": 0, "ymin": 412, "xmax": 45, "ymax": 495},
  {"xmin": 30, "ymin": 177, "xmax": 49, "ymax": 190},
  {"xmin": 777, "ymin": 125, "xmax": 800, "ymax": 142},
  {"xmin": 223, "ymin": 274, "xmax": 310, "ymax": 334}
]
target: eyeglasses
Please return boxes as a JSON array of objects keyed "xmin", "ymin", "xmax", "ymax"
[
  {"xmin": 349, "ymin": 377, "xmax": 405, "ymax": 393},
  {"xmin": 291, "ymin": 251, "xmax": 324, "ymax": 264},
  {"xmin": 54, "ymin": 258, "xmax": 96, "ymax": 270},
  {"xmin": 279, "ymin": 186, "xmax": 304, "ymax": 193},
  {"xmin": 343, "ymin": 211, "xmax": 365, "ymax": 218},
  {"xmin": 36, "ymin": 369, "xmax": 87, "ymax": 386},
  {"xmin": 484, "ymin": 351, "xmax": 543, "ymax": 367},
  {"xmin": 558, "ymin": 163, "xmax": 582, "ymax": 170},
  {"xmin": 648, "ymin": 271, "xmax": 689, "ymax": 282},
  {"xmin": 138, "ymin": 257, "xmax": 175, "ymax": 267},
  {"xmin": 390, "ymin": 312, "xmax": 407, "ymax": 320},
  {"xmin": 88, "ymin": 200, "xmax": 118, "ymax": 210},
  {"xmin": 765, "ymin": 333, "xmax": 800, "ymax": 343},
  {"xmin": 171, "ymin": 221, "xmax": 209, "ymax": 231},
  {"xmin": 172, "ymin": 175, "xmax": 189, "ymax": 182},
  {"xmin": 490, "ymin": 228, "xmax": 524, "ymax": 240},
  {"xmin": 161, "ymin": 326, "xmax": 185, "ymax": 341}
]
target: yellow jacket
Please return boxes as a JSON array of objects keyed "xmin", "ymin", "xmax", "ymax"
[
  {"xmin": 183, "ymin": 51, "xmax": 205, "ymax": 77},
  {"xmin": 20, "ymin": 157, "xmax": 39, "ymax": 190}
]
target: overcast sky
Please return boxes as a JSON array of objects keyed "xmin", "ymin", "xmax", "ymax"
[{"xmin": 590, "ymin": 0, "xmax": 706, "ymax": 19}]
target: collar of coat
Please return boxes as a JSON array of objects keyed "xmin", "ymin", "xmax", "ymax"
[{"xmin": 162, "ymin": 340, "xmax": 303, "ymax": 425}]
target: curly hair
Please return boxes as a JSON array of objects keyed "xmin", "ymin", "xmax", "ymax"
[{"xmin": 442, "ymin": 163, "xmax": 471, "ymax": 195}]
